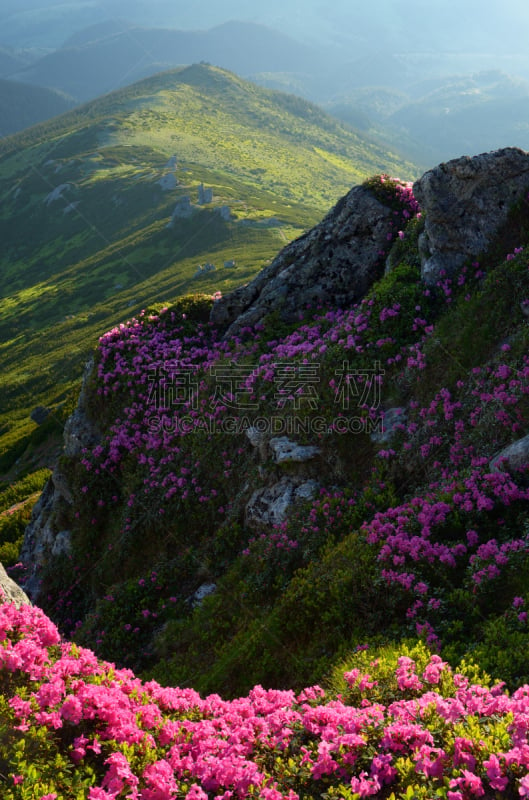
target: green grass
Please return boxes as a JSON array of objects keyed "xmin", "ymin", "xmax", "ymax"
[{"xmin": 0, "ymin": 64, "xmax": 418, "ymax": 477}]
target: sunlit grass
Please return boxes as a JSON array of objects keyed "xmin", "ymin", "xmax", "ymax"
[{"xmin": 0, "ymin": 63, "xmax": 417, "ymax": 476}]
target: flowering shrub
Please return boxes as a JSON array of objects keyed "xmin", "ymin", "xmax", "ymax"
[
  {"xmin": 4, "ymin": 602, "xmax": 529, "ymax": 799},
  {"xmin": 24, "ymin": 175, "xmax": 529, "ymax": 698}
]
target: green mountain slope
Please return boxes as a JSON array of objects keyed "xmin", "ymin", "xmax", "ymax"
[
  {"xmin": 17, "ymin": 169, "xmax": 529, "ymax": 707},
  {"xmin": 0, "ymin": 63, "xmax": 417, "ymax": 477}
]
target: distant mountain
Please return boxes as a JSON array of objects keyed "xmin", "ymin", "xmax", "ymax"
[
  {"xmin": 0, "ymin": 78, "xmax": 73, "ymax": 137},
  {"xmin": 4, "ymin": 0, "xmax": 529, "ymax": 68},
  {"xmin": 327, "ymin": 70, "xmax": 529, "ymax": 165},
  {"xmin": 0, "ymin": 63, "xmax": 417, "ymax": 474},
  {"xmin": 0, "ymin": 45, "xmax": 28, "ymax": 77},
  {"xmin": 11, "ymin": 21, "xmax": 325, "ymax": 102},
  {"xmin": 388, "ymin": 71, "xmax": 529, "ymax": 162}
]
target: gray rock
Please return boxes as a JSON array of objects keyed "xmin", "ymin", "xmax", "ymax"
[
  {"xmin": 21, "ymin": 360, "xmax": 99, "ymax": 602},
  {"xmin": 51, "ymin": 468, "xmax": 74, "ymax": 505},
  {"xmin": 371, "ymin": 407, "xmax": 407, "ymax": 445},
  {"xmin": 0, "ymin": 563, "xmax": 30, "ymax": 607},
  {"xmin": 245, "ymin": 477, "xmax": 319, "ymax": 530},
  {"xmin": 63, "ymin": 360, "xmax": 100, "ymax": 457},
  {"xmin": 413, "ymin": 147, "xmax": 529, "ymax": 285},
  {"xmin": 157, "ymin": 173, "xmax": 178, "ymax": 191},
  {"xmin": 210, "ymin": 183, "xmax": 396, "ymax": 334},
  {"xmin": 21, "ymin": 483, "xmax": 73, "ymax": 602},
  {"xmin": 490, "ymin": 434, "xmax": 529, "ymax": 476},
  {"xmin": 269, "ymin": 436, "xmax": 321, "ymax": 464},
  {"xmin": 198, "ymin": 184, "xmax": 213, "ymax": 204},
  {"xmin": 45, "ymin": 183, "xmax": 71, "ymax": 205},
  {"xmin": 188, "ymin": 582, "xmax": 217, "ymax": 608},
  {"xmin": 246, "ymin": 425, "xmax": 269, "ymax": 461},
  {"xmin": 168, "ymin": 196, "xmax": 193, "ymax": 223}
]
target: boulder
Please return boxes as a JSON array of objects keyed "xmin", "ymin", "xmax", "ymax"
[
  {"xmin": 63, "ymin": 359, "xmax": 100, "ymax": 458},
  {"xmin": 188, "ymin": 582, "xmax": 217, "ymax": 608},
  {"xmin": 157, "ymin": 173, "xmax": 178, "ymax": 191},
  {"xmin": 245, "ymin": 477, "xmax": 318, "ymax": 530},
  {"xmin": 210, "ymin": 183, "xmax": 396, "ymax": 335},
  {"xmin": 0, "ymin": 562, "xmax": 30, "ymax": 607},
  {"xmin": 30, "ymin": 405, "xmax": 50, "ymax": 425},
  {"xmin": 269, "ymin": 437, "xmax": 321, "ymax": 464},
  {"xmin": 490, "ymin": 434, "xmax": 529, "ymax": 477},
  {"xmin": 371, "ymin": 407, "xmax": 407, "ymax": 445},
  {"xmin": 413, "ymin": 147, "xmax": 529, "ymax": 285},
  {"xmin": 245, "ymin": 425, "xmax": 268, "ymax": 461},
  {"xmin": 21, "ymin": 360, "xmax": 99, "ymax": 601},
  {"xmin": 19, "ymin": 479, "xmax": 72, "ymax": 600}
]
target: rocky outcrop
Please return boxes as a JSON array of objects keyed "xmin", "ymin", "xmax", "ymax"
[
  {"xmin": 269, "ymin": 437, "xmax": 321, "ymax": 464},
  {"xmin": 413, "ymin": 147, "xmax": 529, "ymax": 285},
  {"xmin": 62, "ymin": 359, "xmax": 100, "ymax": 458},
  {"xmin": 490, "ymin": 434, "xmax": 529, "ymax": 478},
  {"xmin": 213, "ymin": 147, "xmax": 529, "ymax": 331},
  {"xmin": 210, "ymin": 183, "xmax": 396, "ymax": 335},
  {"xmin": 245, "ymin": 477, "xmax": 319, "ymax": 530},
  {"xmin": 30, "ymin": 405, "xmax": 50, "ymax": 425},
  {"xmin": 0, "ymin": 562, "xmax": 30, "ymax": 607},
  {"xmin": 21, "ymin": 360, "xmax": 100, "ymax": 602},
  {"xmin": 371, "ymin": 407, "xmax": 407, "ymax": 445}
]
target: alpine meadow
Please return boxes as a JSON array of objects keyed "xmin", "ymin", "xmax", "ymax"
[{"xmin": 4, "ymin": 7, "xmax": 529, "ymax": 800}]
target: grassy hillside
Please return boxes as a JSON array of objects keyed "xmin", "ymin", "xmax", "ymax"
[
  {"xmin": 0, "ymin": 63, "xmax": 417, "ymax": 482},
  {"xmin": 20, "ymin": 174, "xmax": 529, "ymax": 706}
]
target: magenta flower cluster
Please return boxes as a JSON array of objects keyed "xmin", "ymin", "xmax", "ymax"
[{"xmin": 4, "ymin": 600, "xmax": 529, "ymax": 798}]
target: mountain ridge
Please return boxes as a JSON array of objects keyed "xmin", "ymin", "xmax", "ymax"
[
  {"xmin": 0, "ymin": 62, "xmax": 416, "ymax": 482},
  {"xmin": 9, "ymin": 21, "xmax": 324, "ymax": 103}
]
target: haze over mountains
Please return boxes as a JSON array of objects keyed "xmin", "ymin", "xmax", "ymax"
[{"xmin": 3, "ymin": 1, "xmax": 529, "ymax": 163}]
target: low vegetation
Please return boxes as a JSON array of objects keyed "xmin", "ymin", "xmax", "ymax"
[
  {"xmin": 3, "ymin": 74, "xmax": 529, "ymax": 797},
  {"xmin": 0, "ymin": 64, "xmax": 417, "ymax": 489}
]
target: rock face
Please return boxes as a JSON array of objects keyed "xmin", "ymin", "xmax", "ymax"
[
  {"xmin": 413, "ymin": 147, "xmax": 529, "ymax": 285},
  {"xmin": 210, "ymin": 184, "xmax": 396, "ymax": 335},
  {"xmin": 245, "ymin": 477, "xmax": 319, "ymax": 530},
  {"xmin": 0, "ymin": 562, "xmax": 30, "ymax": 607},
  {"xmin": 21, "ymin": 360, "xmax": 100, "ymax": 602},
  {"xmin": 269, "ymin": 437, "xmax": 321, "ymax": 464},
  {"xmin": 371, "ymin": 407, "xmax": 407, "ymax": 445},
  {"xmin": 490, "ymin": 434, "xmax": 529, "ymax": 478}
]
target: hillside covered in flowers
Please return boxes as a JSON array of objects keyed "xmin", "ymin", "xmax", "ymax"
[
  {"xmin": 3, "ymin": 600, "xmax": 529, "ymax": 799},
  {"xmin": 7, "ymin": 154, "xmax": 529, "ymax": 796}
]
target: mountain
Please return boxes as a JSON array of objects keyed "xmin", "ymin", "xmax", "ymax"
[
  {"xmin": 388, "ymin": 70, "xmax": 529, "ymax": 163},
  {"xmin": 0, "ymin": 62, "xmax": 416, "ymax": 480},
  {"xmin": 0, "ymin": 78, "xmax": 74, "ymax": 137},
  {"xmin": 0, "ymin": 44, "xmax": 28, "ymax": 76},
  {"xmin": 13, "ymin": 145, "xmax": 529, "ymax": 711},
  {"xmin": 327, "ymin": 69, "xmax": 529, "ymax": 164},
  {"xmin": 3, "ymin": 132, "xmax": 529, "ymax": 800},
  {"xmin": 4, "ymin": 0, "xmax": 529, "ymax": 66},
  {"xmin": 10, "ymin": 21, "xmax": 325, "ymax": 102}
]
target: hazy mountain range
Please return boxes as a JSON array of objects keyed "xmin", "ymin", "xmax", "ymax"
[
  {"xmin": 3, "ymin": 2, "xmax": 529, "ymax": 165},
  {"xmin": 7, "ymin": 21, "xmax": 325, "ymax": 103}
]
